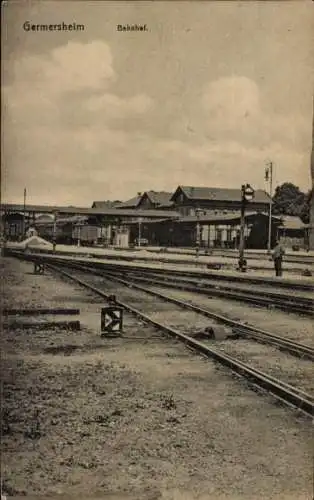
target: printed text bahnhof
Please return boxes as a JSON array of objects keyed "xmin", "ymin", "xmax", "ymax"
[
  {"xmin": 23, "ymin": 21, "xmax": 85, "ymax": 31},
  {"xmin": 117, "ymin": 24, "xmax": 148, "ymax": 31}
]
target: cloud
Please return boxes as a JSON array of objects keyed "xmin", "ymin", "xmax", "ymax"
[
  {"xmin": 3, "ymin": 49, "xmax": 311, "ymax": 206},
  {"xmin": 85, "ymin": 93, "xmax": 153, "ymax": 117},
  {"xmin": 11, "ymin": 41, "xmax": 115, "ymax": 94},
  {"xmin": 200, "ymin": 75, "xmax": 309, "ymax": 151},
  {"xmin": 3, "ymin": 40, "xmax": 157, "ymax": 203},
  {"xmin": 203, "ymin": 76, "xmax": 260, "ymax": 122},
  {"xmin": 47, "ymin": 41, "xmax": 115, "ymax": 91},
  {"xmin": 4, "ymin": 40, "xmax": 153, "ymax": 128}
]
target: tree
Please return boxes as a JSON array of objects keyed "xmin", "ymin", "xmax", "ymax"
[
  {"xmin": 272, "ymin": 183, "xmax": 306, "ymax": 217},
  {"xmin": 300, "ymin": 189, "xmax": 313, "ymax": 224}
]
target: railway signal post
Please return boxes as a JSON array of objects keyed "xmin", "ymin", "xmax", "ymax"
[
  {"xmin": 238, "ymin": 184, "xmax": 255, "ymax": 272},
  {"xmin": 101, "ymin": 306, "xmax": 123, "ymax": 337},
  {"xmin": 265, "ymin": 161, "xmax": 274, "ymax": 252},
  {"xmin": 52, "ymin": 211, "xmax": 58, "ymax": 253}
]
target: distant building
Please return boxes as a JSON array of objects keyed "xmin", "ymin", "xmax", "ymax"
[
  {"xmin": 115, "ymin": 194, "xmax": 143, "ymax": 209},
  {"xmin": 91, "ymin": 200, "xmax": 122, "ymax": 209},
  {"xmin": 309, "ymin": 193, "xmax": 314, "ymax": 250},
  {"xmin": 137, "ymin": 191, "xmax": 173, "ymax": 210},
  {"xmin": 309, "ymin": 98, "xmax": 314, "ymax": 250},
  {"xmin": 2, "ymin": 212, "xmax": 28, "ymax": 240},
  {"xmin": 277, "ymin": 215, "xmax": 307, "ymax": 249},
  {"xmin": 170, "ymin": 185, "xmax": 271, "ymax": 216}
]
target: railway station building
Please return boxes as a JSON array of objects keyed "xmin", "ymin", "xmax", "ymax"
[{"xmin": 1, "ymin": 185, "xmax": 309, "ymax": 250}]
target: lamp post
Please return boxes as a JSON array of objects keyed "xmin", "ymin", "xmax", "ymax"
[
  {"xmin": 195, "ymin": 208, "xmax": 202, "ymax": 245},
  {"xmin": 194, "ymin": 208, "xmax": 203, "ymax": 256},
  {"xmin": 265, "ymin": 161, "xmax": 273, "ymax": 252},
  {"xmin": 238, "ymin": 184, "xmax": 255, "ymax": 272},
  {"xmin": 77, "ymin": 223, "xmax": 81, "ymax": 247}
]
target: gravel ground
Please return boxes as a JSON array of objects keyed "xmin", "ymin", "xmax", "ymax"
[
  {"xmin": 145, "ymin": 285, "xmax": 314, "ymax": 394},
  {"xmin": 1, "ymin": 257, "xmax": 313, "ymax": 500},
  {"xmin": 65, "ymin": 274, "xmax": 313, "ymax": 396},
  {"xmin": 144, "ymin": 285, "xmax": 314, "ymax": 348}
]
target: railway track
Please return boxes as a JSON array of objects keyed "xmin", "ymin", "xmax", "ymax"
[
  {"xmin": 9, "ymin": 250, "xmax": 313, "ymax": 314},
  {"xmin": 100, "ymin": 267, "xmax": 314, "ymax": 316},
  {"xmin": 7, "ymin": 248, "xmax": 314, "ymax": 292},
  {"xmin": 121, "ymin": 267, "xmax": 314, "ymax": 301},
  {"xmin": 86, "ymin": 267, "xmax": 314, "ymax": 361},
  {"xmin": 147, "ymin": 247, "xmax": 314, "ymax": 265},
  {"xmin": 7, "ymin": 250, "xmax": 313, "ymax": 356},
  {"xmin": 43, "ymin": 260, "xmax": 313, "ymax": 417}
]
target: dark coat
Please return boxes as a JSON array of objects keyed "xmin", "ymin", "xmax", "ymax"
[{"xmin": 272, "ymin": 244, "xmax": 285, "ymax": 260}]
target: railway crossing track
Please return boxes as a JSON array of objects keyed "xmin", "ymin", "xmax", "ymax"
[
  {"xmin": 85, "ymin": 267, "xmax": 314, "ymax": 361},
  {"xmin": 7, "ymin": 249, "xmax": 314, "ymax": 292},
  {"xmin": 52, "ymin": 258, "xmax": 314, "ymax": 360},
  {"xmin": 9, "ymin": 250, "xmax": 313, "ymax": 314},
  {"xmin": 44, "ymin": 261, "xmax": 313, "ymax": 418},
  {"xmin": 99, "ymin": 267, "xmax": 314, "ymax": 316}
]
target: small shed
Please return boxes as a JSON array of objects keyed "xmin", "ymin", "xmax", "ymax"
[
  {"xmin": 1, "ymin": 212, "xmax": 31, "ymax": 241},
  {"xmin": 277, "ymin": 216, "xmax": 306, "ymax": 249}
]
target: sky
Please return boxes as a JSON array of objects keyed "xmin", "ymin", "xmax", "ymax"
[{"xmin": 2, "ymin": 0, "xmax": 314, "ymax": 206}]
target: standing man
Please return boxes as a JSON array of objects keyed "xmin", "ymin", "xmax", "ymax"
[{"xmin": 272, "ymin": 240, "xmax": 285, "ymax": 277}]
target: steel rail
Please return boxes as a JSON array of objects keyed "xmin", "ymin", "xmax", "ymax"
[
  {"xmin": 82, "ymin": 266, "xmax": 314, "ymax": 361},
  {"xmin": 110, "ymin": 269, "xmax": 314, "ymax": 316},
  {"xmin": 123, "ymin": 269, "xmax": 314, "ymax": 306},
  {"xmin": 6, "ymin": 249, "xmax": 313, "ymax": 314},
  {"xmin": 19, "ymin": 253, "xmax": 312, "ymax": 360},
  {"xmin": 92, "ymin": 262, "xmax": 314, "ymax": 292},
  {"xmin": 7, "ymin": 249, "xmax": 314, "ymax": 292},
  {"xmin": 150, "ymin": 248, "xmax": 314, "ymax": 265},
  {"xmin": 45, "ymin": 261, "xmax": 313, "ymax": 417}
]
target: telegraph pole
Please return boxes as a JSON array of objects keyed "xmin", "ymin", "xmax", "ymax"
[
  {"xmin": 23, "ymin": 187, "xmax": 27, "ymax": 239},
  {"xmin": 265, "ymin": 161, "xmax": 273, "ymax": 252}
]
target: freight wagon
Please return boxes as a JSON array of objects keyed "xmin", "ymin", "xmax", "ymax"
[
  {"xmin": 72, "ymin": 224, "xmax": 100, "ymax": 245},
  {"xmin": 36, "ymin": 221, "xmax": 74, "ymax": 244}
]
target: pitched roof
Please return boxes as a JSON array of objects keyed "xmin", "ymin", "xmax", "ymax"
[
  {"xmin": 144, "ymin": 191, "xmax": 174, "ymax": 207},
  {"xmin": 91, "ymin": 200, "xmax": 122, "ymax": 209},
  {"xmin": 171, "ymin": 186, "xmax": 271, "ymax": 204},
  {"xmin": 115, "ymin": 195, "xmax": 142, "ymax": 208},
  {"xmin": 278, "ymin": 215, "xmax": 305, "ymax": 230},
  {"xmin": 35, "ymin": 215, "xmax": 89, "ymax": 226},
  {"xmin": 1, "ymin": 203, "xmax": 179, "ymax": 218}
]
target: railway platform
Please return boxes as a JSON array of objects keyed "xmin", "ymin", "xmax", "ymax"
[
  {"xmin": 9, "ymin": 249, "xmax": 313, "ymax": 289},
  {"xmin": 5, "ymin": 240, "xmax": 314, "ymax": 279}
]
